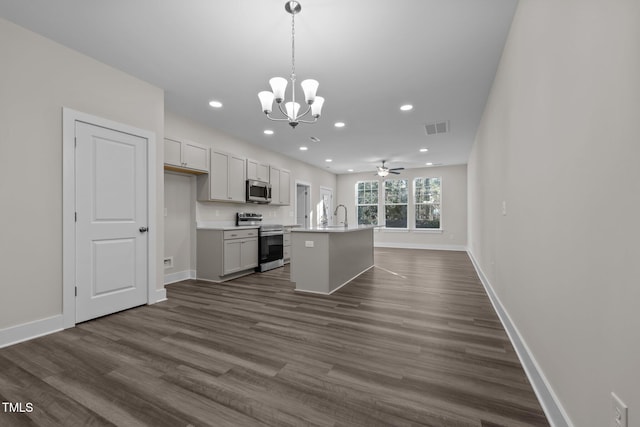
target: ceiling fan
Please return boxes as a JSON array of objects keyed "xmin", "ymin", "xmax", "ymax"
[{"xmin": 375, "ymin": 161, "xmax": 404, "ymax": 177}]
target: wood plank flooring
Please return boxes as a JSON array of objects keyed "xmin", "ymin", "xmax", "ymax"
[{"xmin": 0, "ymin": 248, "xmax": 549, "ymax": 426}]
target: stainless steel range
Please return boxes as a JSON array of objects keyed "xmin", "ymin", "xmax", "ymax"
[{"xmin": 258, "ymin": 224, "xmax": 284, "ymax": 272}]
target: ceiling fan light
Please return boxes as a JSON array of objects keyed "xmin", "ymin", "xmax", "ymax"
[
  {"xmin": 311, "ymin": 96, "xmax": 324, "ymax": 117},
  {"xmin": 269, "ymin": 77, "xmax": 288, "ymax": 102},
  {"xmin": 258, "ymin": 91, "xmax": 275, "ymax": 113},
  {"xmin": 377, "ymin": 169, "xmax": 389, "ymax": 177},
  {"xmin": 300, "ymin": 79, "xmax": 319, "ymax": 104}
]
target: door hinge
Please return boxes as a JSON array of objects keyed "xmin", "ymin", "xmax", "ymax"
[
  {"xmin": 74, "ymin": 137, "xmax": 77, "ymax": 148},
  {"xmin": 75, "ymin": 212, "xmax": 77, "ymax": 222},
  {"xmin": 75, "ymin": 286, "xmax": 77, "ymax": 297}
]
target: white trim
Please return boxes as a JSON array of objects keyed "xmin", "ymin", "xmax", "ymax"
[
  {"xmin": 374, "ymin": 242, "xmax": 466, "ymax": 251},
  {"xmin": 164, "ymin": 270, "xmax": 196, "ymax": 285},
  {"xmin": 153, "ymin": 288, "xmax": 167, "ymax": 303},
  {"xmin": 467, "ymin": 250, "xmax": 573, "ymax": 427},
  {"xmin": 62, "ymin": 108, "xmax": 158, "ymax": 329},
  {"xmin": 0, "ymin": 315, "xmax": 64, "ymax": 349}
]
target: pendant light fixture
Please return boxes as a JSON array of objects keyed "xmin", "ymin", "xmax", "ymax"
[{"xmin": 258, "ymin": 1, "xmax": 324, "ymax": 128}]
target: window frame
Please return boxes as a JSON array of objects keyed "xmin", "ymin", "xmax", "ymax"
[
  {"xmin": 355, "ymin": 180, "xmax": 379, "ymax": 226},
  {"xmin": 383, "ymin": 178, "xmax": 409, "ymax": 229},
  {"xmin": 413, "ymin": 176, "xmax": 442, "ymax": 230}
]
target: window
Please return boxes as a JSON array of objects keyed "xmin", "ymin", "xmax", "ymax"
[
  {"xmin": 384, "ymin": 179, "xmax": 408, "ymax": 228},
  {"xmin": 414, "ymin": 177, "xmax": 441, "ymax": 229},
  {"xmin": 356, "ymin": 181, "xmax": 379, "ymax": 225}
]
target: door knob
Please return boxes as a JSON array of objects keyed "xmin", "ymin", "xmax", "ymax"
[{"xmin": 139, "ymin": 227, "xmax": 148, "ymax": 233}]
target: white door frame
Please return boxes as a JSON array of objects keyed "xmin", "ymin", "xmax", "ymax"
[
  {"xmin": 62, "ymin": 108, "xmax": 157, "ymax": 329},
  {"xmin": 295, "ymin": 180, "xmax": 312, "ymax": 228},
  {"xmin": 319, "ymin": 186, "xmax": 334, "ymax": 226}
]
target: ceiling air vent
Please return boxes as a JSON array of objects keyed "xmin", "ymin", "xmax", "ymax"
[{"xmin": 425, "ymin": 120, "xmax": 449, "ymax": 136}]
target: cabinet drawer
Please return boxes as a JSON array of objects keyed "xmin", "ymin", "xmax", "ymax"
[
  {"xmin": 224, "ymin": 228, "xmax": 258, "ymax": 240},
  {"xmin": 283, "ymin": 234, "xmax": 291, "ymax": 245},
  {"xmin": 283, "ymin": 246, "xmax": 291, "ymax": 260}
]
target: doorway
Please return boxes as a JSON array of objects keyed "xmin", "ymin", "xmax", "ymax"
[
  {"xmin": 62, "ymin": 109, "xmax": 157, "ymax": 328},
  {"xmin": 318, "ymin": 186, "xmax": 333, "ymax": 226},
  {"xmin": 295, "ymin": 182, "xmax": 311, "ymax": 228}
]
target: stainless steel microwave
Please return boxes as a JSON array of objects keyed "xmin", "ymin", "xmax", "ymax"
[{"xmin": 246, "ymin": 179, "xmax": 272, "ymax": 204}]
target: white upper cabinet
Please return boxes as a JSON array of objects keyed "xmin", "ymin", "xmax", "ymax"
[
  {"xmin": 164, "ymin": 138, "xmax": 209, "ymax": 174},
  {"xmin": 269, "ymin": 165, "xmax": 291, "ymax": 206},
  {"xmin": 197, "ymin": 149, "xmax": 246, "ymax": 202},
  {"xmin": 246, "ymin": 158, "xmax": 270, "ymax": 182}
]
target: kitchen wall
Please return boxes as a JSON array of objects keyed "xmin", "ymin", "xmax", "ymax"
[
  {"xmin": 0, "ymin": 18, "xmax": 165, "ymax": 333},
  {"xmin": 335, "ymin": 164, "xmax": 467, "ymax": 250},
  {"xmin": 467, "ymin": 1, "xmax": 640, "ymax": 426},
  {"xmin": 163, "ymin": 111, "xmax": 338, "ymax": 282}
]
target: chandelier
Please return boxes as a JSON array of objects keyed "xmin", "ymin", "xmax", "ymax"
[{"xmin": 258, "ymin": 1, "xmax": 324, "ymax": 128}]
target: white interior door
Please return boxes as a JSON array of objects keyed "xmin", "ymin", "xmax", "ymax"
[{"xmin": 75, "ymin": 122, "xmax": 148, "ymax": 322}]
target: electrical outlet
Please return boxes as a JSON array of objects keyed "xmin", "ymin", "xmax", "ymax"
[
  {"xmin": 501, "ymin": 200, "xmax": 507, "ymax": 216},
  {"xmin": 611, "ymin": 392, "xmax": 628, "ymax": 427},
  {"xmin": 163, "ymin": 257, "xmax": 173, "ymax": 269}
]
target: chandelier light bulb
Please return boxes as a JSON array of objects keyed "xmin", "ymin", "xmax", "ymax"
[
  {"xmin": 300, "ymin": 79, "xmax": 319, "ymax": 104},
  {"xmin": 258, "ymin": 91, "xmax": 275, "ymax": 113},
  {"xmin": 269, "ymin": 77, "xmax": 288, "ymax": 102}
]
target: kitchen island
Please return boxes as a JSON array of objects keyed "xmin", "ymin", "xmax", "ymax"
[{"xmin": 290, "ymin": 225, "xmax": 375, "ymax": 294}]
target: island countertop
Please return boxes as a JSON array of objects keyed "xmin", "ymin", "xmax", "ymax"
[
  {"xmin": 290, "ymin": 226, "xmax": 374, "ymax": 294},
  {"xmin": 291, "ymin": 225, "xmax": 377, "ymax": 233}
]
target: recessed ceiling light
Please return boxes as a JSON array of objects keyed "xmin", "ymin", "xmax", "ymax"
[
  {"xmin": 426, "ymin": 162, "xmax": 433, "ymax": 166},
  {"xmin": 420, "ymin": 148, "xmax": 428, "ymax": 152},
  {"xmin": 400, "ymin": 104, "xmax": 413, "ymax": 111},
  {"xmin": 208, "ymin": 100, "xmax": 223, "ymax": 108},
  {"xmin": 325, "ymin": 158, "xmax": 333, "ymax": 162},
  {"xmin": 334, "ymin": 122, "xmax": 345, "ymax": 128},
  {"xmin": 263, "ymin": 129, "xmax": 274, "ymax": 135},
  {"xmin": 347, "ymin": 169, "xmax": 354, "ymax": 172},
  {"xmin": 299, "ymin": 146, "xmax": 308, "ymax": 151}
]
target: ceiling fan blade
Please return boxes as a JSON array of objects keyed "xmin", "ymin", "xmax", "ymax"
[
  {"xmin": 390, "ymin": 170, "xmax": 400, "ymax": 174},
  {"xmin": 390, "ymin": 167, "xmax": 405, "ymax": 171}
]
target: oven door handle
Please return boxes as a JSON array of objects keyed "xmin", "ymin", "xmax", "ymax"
[{"xmin": 260, "ymin": 231, "xmax": 284, "ymax": 237}]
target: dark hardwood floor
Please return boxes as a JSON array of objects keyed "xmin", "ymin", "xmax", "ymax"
[{"xmin": 0, "ymin": 248, "xmax": 549, "ymax": 426}]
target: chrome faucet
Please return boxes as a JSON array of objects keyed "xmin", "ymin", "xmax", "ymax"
[{"xmin": 334, "ymin": 204, "xmax": 348, "ymax": 227}]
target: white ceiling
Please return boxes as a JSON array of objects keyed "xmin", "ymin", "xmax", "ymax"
[{"xmin": 0, "ymin": 0, "xmax": 517, "ymax": 175}]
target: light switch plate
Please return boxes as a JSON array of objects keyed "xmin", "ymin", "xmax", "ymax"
[{"xmin": 305, "ymin": 241, "xmax": 314, "ymax": 248}]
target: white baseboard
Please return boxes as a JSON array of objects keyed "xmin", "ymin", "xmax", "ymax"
[
  {"xmin": 164, "ymin": 269, "xmax": 195, "ymax": 285},
  {"xmin": 152, "ymin": 288, "xmax": 167, "ymax": 303},
  {"xmin": 374, "ymin": 242, "xmax": 467, "ymax": 251},
  {"xmin": 467, "ymin": 250, "xmax": 573, "ymax": 427},
  {"xmin": 0, "ymin": 315, "xmax": 64, "ymax": 349}
]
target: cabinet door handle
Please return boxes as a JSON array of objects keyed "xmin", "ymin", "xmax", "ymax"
[{"xmin": 139, "ymin": 227, "xmax": 148, "ymax": 233}]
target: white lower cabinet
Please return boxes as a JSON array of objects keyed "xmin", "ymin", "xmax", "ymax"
[
  {"xmin": 197, "ymin": 228, "xmax": 258, "ymax": 281},
  {"xmin": 223, "ymin": 237, "xmax": 259, "ymax": 275}
]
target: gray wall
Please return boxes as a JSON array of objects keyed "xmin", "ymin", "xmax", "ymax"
[
  {"xmin": 0, "ymin": 18, "xmax": 165, "ymax": 330},
  {"xmin": 468, "ymin": 1, "xmax": 640, "ymax": 425}
]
